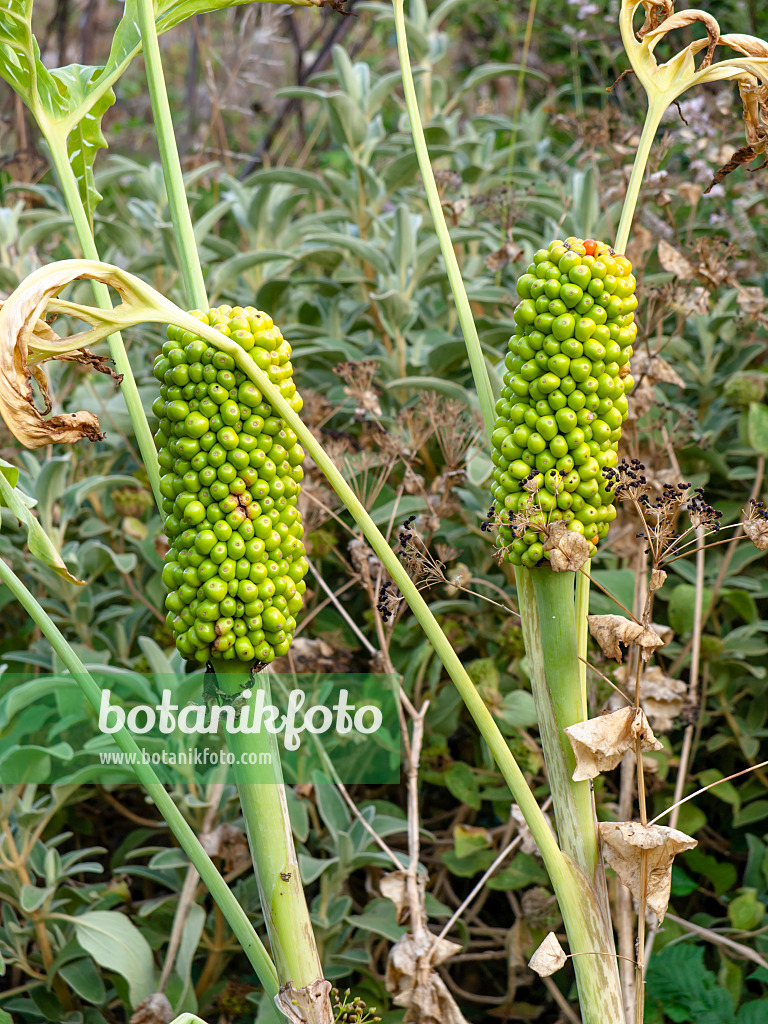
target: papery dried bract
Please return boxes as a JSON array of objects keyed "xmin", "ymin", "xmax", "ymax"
[
  {"xmin": 588, "ymin": 614, "xmax": 665, "ymax": 662},
  {"xmin": 599, "ymin": 821, "xmax": 697, "ymax": 921},
  {"xmin": 386, "ymin": 933, "xmax": 469, "ymax": 1024},
  {"xmin": 657, "ymin": 239, "xmax": 694, "ymax": 279},
  {"xmin": 528, "ymin": 932, "xmax": 567, "ymax": 978},
  {"xmin": 565, "ymin": 706, "xmax": 663, "ymax": 781},
  {"xmin": 650, "ymin": 569, "xmax": 668, "ymax": 591},
  {"xmin": 543, "ymin": 520, "xmax": 590, "ymax": 572}
]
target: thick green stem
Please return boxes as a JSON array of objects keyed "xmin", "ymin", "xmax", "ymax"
[
  {"xmin": 0, "ymin": 558, "xmax": 278, "ymax": 997},
  {"xmin": 213, "ymin": 662, "xmax": 324, "ymax": 993},
  {"xmin": 392, "ymin": 0, "xmax": 495, "ymax": 440},
  {"xmin": 136, "ymin": 0, "xmax": 208, "ymax": 310},
  {"xmin": 575, "ymin": 559, "xmax": 590, "ymax": 717},
  {"xmin": 516, "ymin": 567, "xmax": 623, "ymax": 1022},
  {"xmin": 614, "ymin": 99, "xmax": 666, "ymax": 254},
  {"xmin": 45, "ymin": 139, "xmax": 162, "ymax": 511}
]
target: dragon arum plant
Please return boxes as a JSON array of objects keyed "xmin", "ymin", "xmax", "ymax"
[{"xmin": 1, "ymin": 0, "xmax": 767, "ymax": 1023}]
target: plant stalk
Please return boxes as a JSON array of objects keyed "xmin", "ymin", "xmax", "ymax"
[
  {"xmin": 392, "ymin": 0, "xmax": 495, "ymax": 441},
  {"xmin": 44, "ymin": 137, "xmax": 163, "ymax": 511},
  {"xmin": 614, "ymin": 99, "xmax": 666, "ymax": 254},
  {"xmin": 212, "ymin": 661, "xmax": 325, "ymax": 998},
  {"xmin": 0, "ymin": 557, "xmax": 279, "ymax": 998},
  {"xmin": 517, "ymin": 567, "xmax": 623, "ymax": 1022},
  {"xmin": 136, "ymin": 0, "xmax": 208, "ymax": 311}
]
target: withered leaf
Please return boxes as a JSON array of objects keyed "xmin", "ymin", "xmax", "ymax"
[
  {"xmin": 650, "ymin": 569, "xmax": 667, "ymax": 591},
  {"xmin": 199, "ymin": 822, "xmax": 251, "ymax": 875},
  {"xmin": 543, "ymin": 520, "xmax": 590, "ymax": 572},
  {"xmin": 632, "ymin": 350, "xmax": 686, "ymax": 389},
  {"xmin": 588, "ymin": 614, "xmax": 665, "ymax": 662},
  {"xmin": 616, "ymin": 663, "xmax": 687, "ymax": 733},
  {"xmin": 658, "ymin": 239, "xmax": 694, "ymax": 279},
  {"xmin": 737, "ymin": 286, "xmax": 766, "ymax": 315},
  {"xmin": 386, "ymin": 933, "xmax": 469, "ymax": 1024},
  {"xmin": 485, "ymin": 240, "xmax": 524, "ymax": 272},
  {"xmin": 599, "ymin": 822, "xmax": 697, "ymax": 921},
  {"xmin": 744, "ymin": 516, "xmax": 768, "ymax": 551},
  {"xmin": 528, "ymin": 932, "xmax": 567, "ymax": 978},
  {"xmin": 705, "ymin": 143, "xmax": 767, "ymax": 194},
  {"xmin": 380, "ymin": 870, "xmax": 426, "ymax": 925},
  {"xmin": 129, "ymin": 994, "xmax": 173, "ymax": 1024},
  {"xmin": 0, "ymin": 294, "xmax": 108, "ymax": 448},
  {"xmin": 565, "ymin": 706, "xmax": 663, "ymax": 782},
  {"xmin": 721, "ymin": 34, "xmax": 768, "ymax": 59}
]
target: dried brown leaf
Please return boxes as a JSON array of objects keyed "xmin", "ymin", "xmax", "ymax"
[
  {"xmin": 658, "ymin": 239, "xmax": 695, "ymax": 279},
  {"xmin": 543, "ymin": 520, "xmax": 590, "ymax": 572},
  {"xmin": 704, "ymin": 143, "xmax": 767, "ymax": 194},
  {"xmin": 649, "ymin": 569, "xmax": 667, "ymax": 591},
  {"xmin": 380, "ymin": 870, "xmax": 426, "ymax": 925},
  {"xmin": 386, "ymin": 933, "xmax": 469, "ymax": 1024},
  {"xmin": 637, "ymin": 0, "xmax": 674, "ymax": 41},
  {"xmin": 616, "ymin": 663, "xmax": 687, "ymax": 732},
  {"xmin": 528, "ymin": 932, "xmax": 567, "ymax": 978},
  {"xmin": 588, "ymin": 614, "xmax": 665, "ymax": 663},
  {"xmin": 199, "ymin": 822, "xmax": 251, "ymax": 875},
  {"xmin": 737, "ymin": 286, "xmax": 766, "ymax": 315},
  {"xmin": 129, "ymin": 994, "xmax": 173, "ymax": 1024},
  {"xmin": 565, "ymin": 706, "xmax": 663, "ymax": 781},
  {"xmin": 744, "ymin": 517, "xmax": 768, "ymax": 550},
  {"xmin": 0, "ymin": 289, "xmax": 109, "ymax": 448},
  {"xmin": 632, "ymin": 350, "xmax": 686, "ymax": 389},
  {"xmin": 484, "ymin": 240, "xmax": 524, "ymax": 272},
  {"xmin": 598, "ymin": 821, "xmax": 697, "ymax": 921}
]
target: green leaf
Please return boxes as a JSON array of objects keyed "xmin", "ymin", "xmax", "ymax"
[
  {"xmin": 728, "ymin": 889, "xmax": 766, "ymax": 931},
  {"xmin": 737, "ymin": 1001, "xmax": 768, "ymax": 1024},
  {"xmin": 486, "ymin": 852, "xmax": 548, "ymax": 891},
  {"xmin": 453, "ymin": 824, "xmax": 491, "ymax": 859},
  {"xmin": 73, "ymin": 911, "xmax": 156, "ymax": 1010},
  {"xmin": 735, "ymin": 801, "xmax": 768, "ymax": 828},
  {"xmin": 59, "ymin": 958, "xmax": 107, "ymax": 1006},
  {"xmin": 698, "ymin": 769, "xmax": 741, "ymax": 811},
  {"xmin": 347, "ymin": 899, "xmax": 407, "ymax": 942},
  {"xmin": 646, "ymin": 945, "xmax": 735, "ymax": 1024},
  {"xmin": 498, "ymin": 691, "xmax": 539, "ymax": 730},
  {"xmin": 0, "ymin": 1010, "xmax": 13, "ymax": 1024},
  {"xmin": 668, "ymin": 583, "xmax": 714, "ymax": 636},
  {"xmin": 445, "ymin": 762, "xmax": 481, "ymax": 810},
  {"xmin": 684, "ymin": 850, "xmax": 738, "ymax": 897},
  {"xmin": 0, "ymin": 460, "xmax": 84, "ymax": 584},
  {"xmin": 747, "ymin": 403, "xmax": 768, "ymax": 457}
]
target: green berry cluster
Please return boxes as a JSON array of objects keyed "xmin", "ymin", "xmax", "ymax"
[
  {"xmin": 154, "ymin": 305, "xmax": 307, "ymax": 666},
  {"xmin": 490, "ymin": 237, "xmax": 637, "ymax": 567}
]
